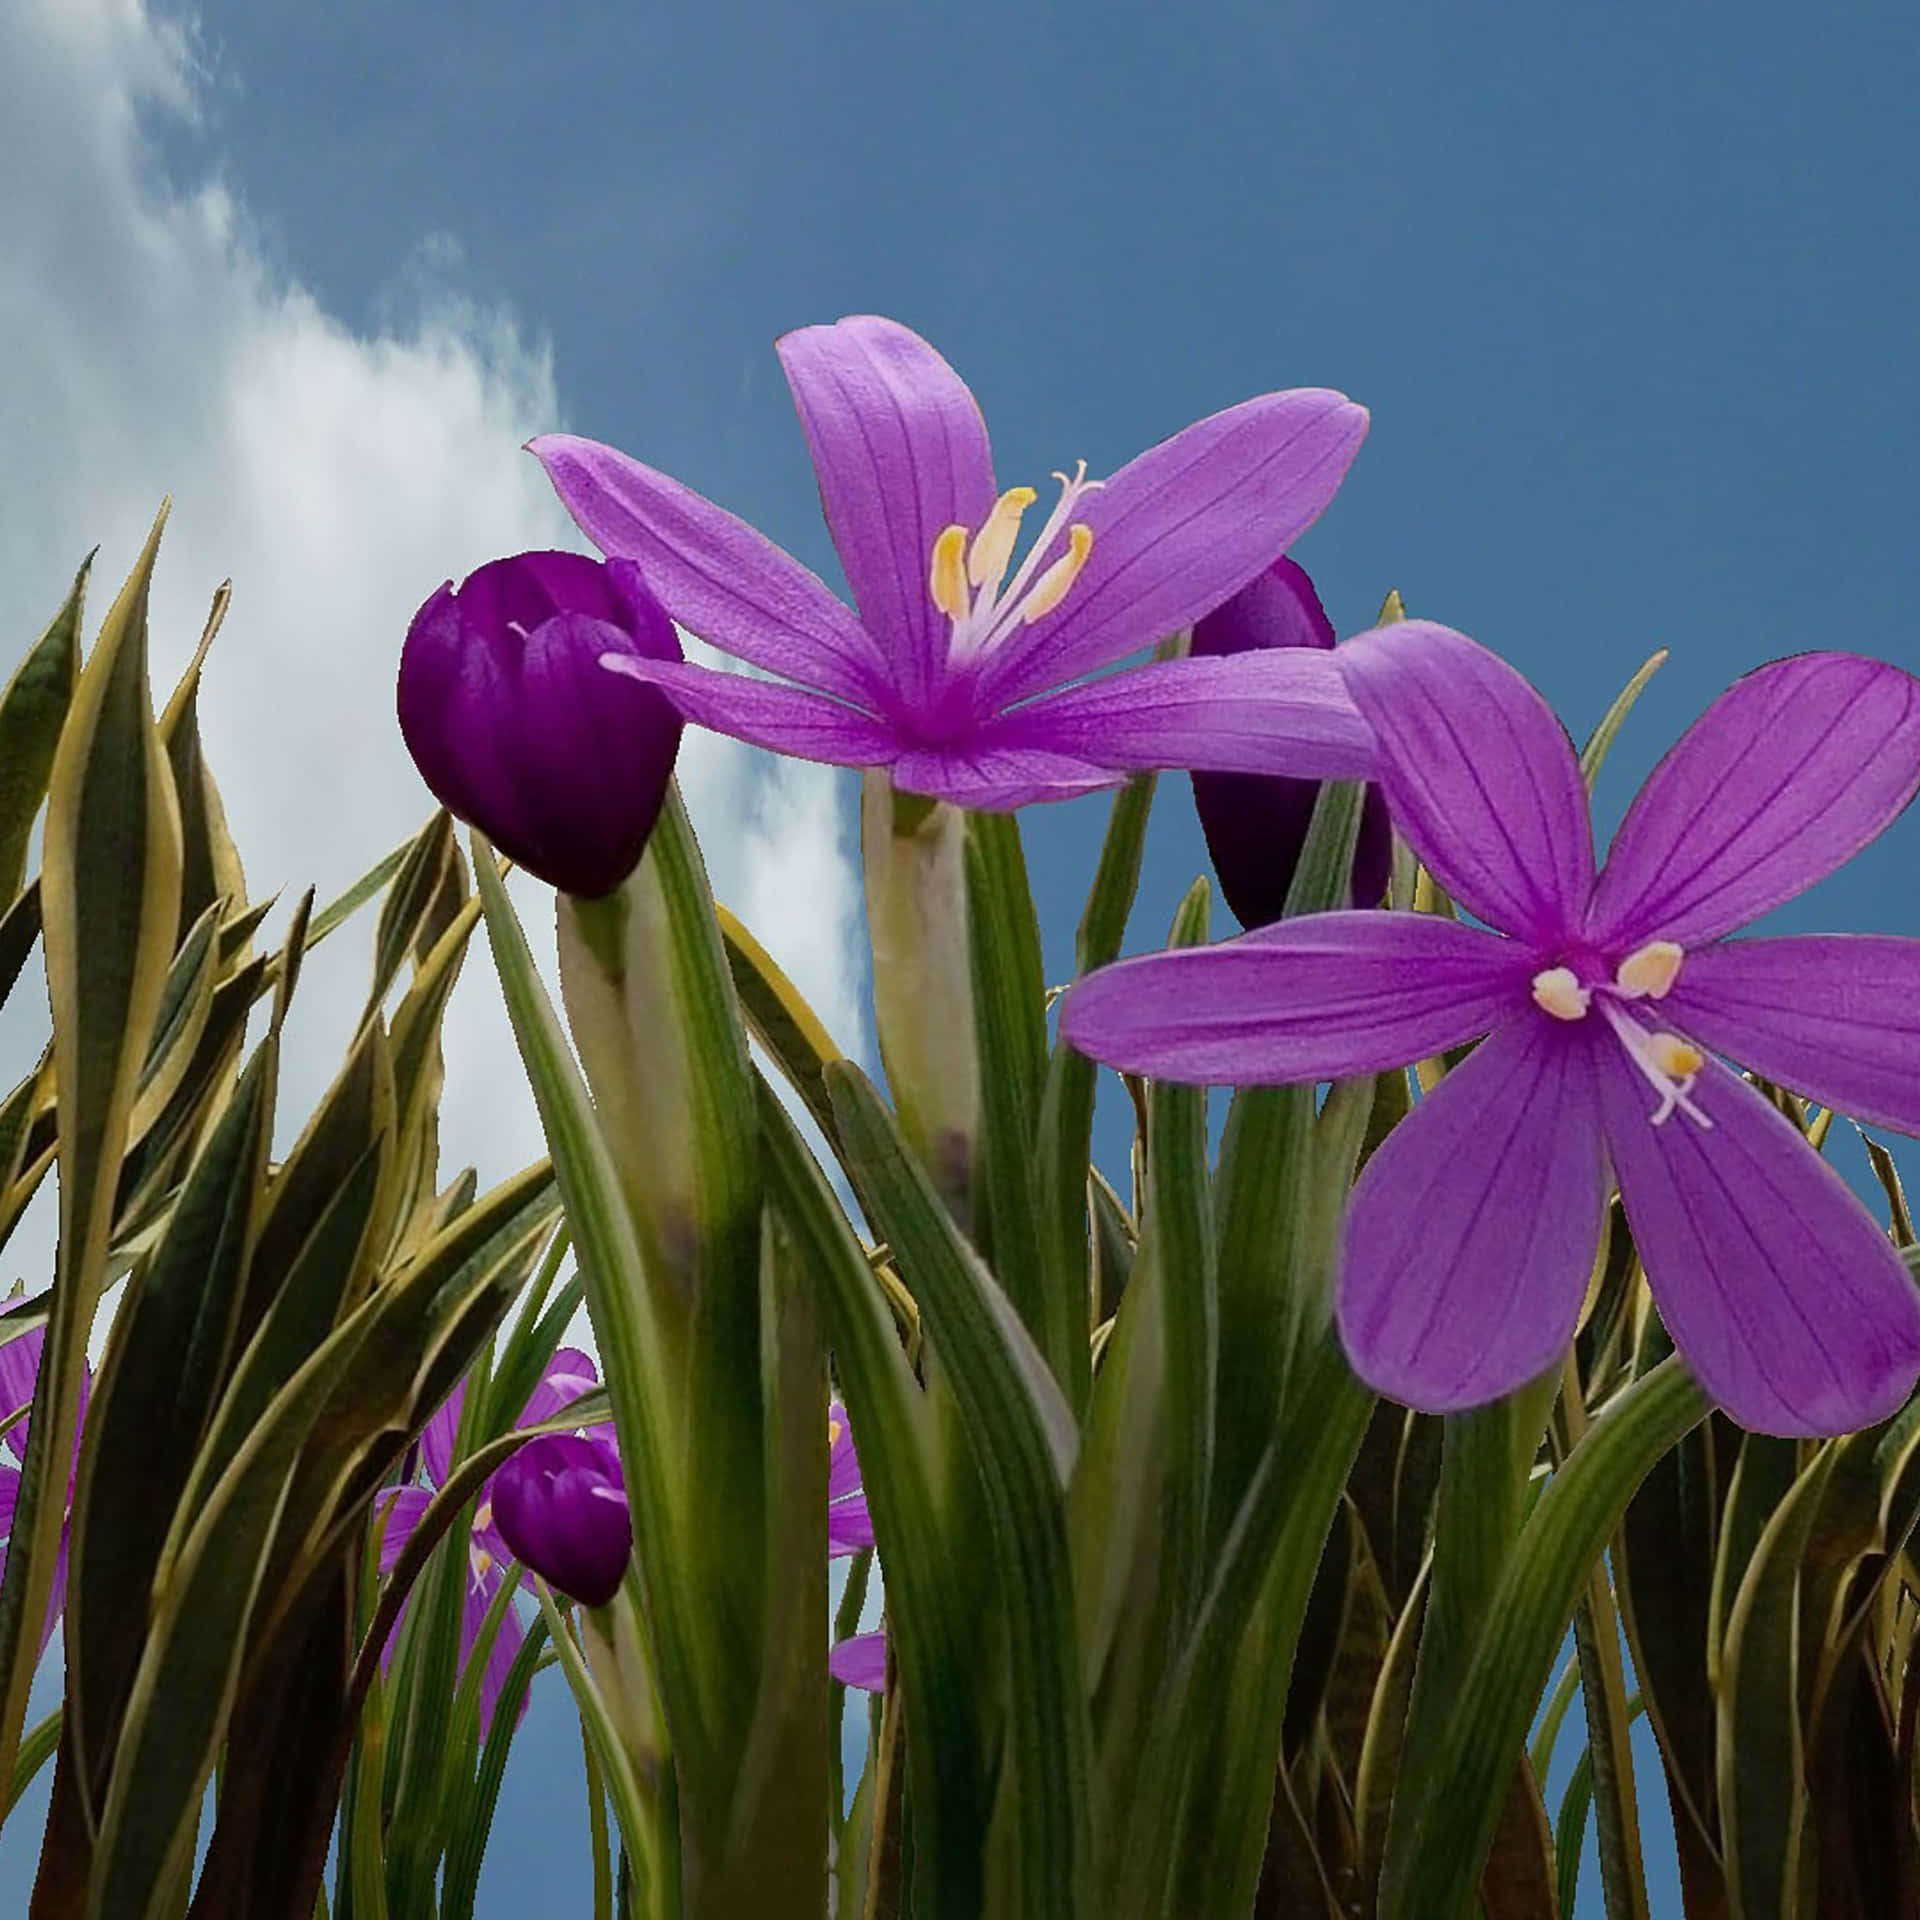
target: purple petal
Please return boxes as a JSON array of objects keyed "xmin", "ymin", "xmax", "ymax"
[
  {"xmin": 462, "ymin": 1562, "xmax": 529, "ymax": 1733},
  {"xmin": 0, "ymin": 1326, "xmax": 42, "ymax": 1445},
  {"xmin": 1595, "ymin": 1041, "xmax": 1920, "ymax": 1435},
  {"xmin": 0, "ymin": 1465, "xmax": 16, "ymax": 1540},
  {"xmin": 828, "ymin": 1629, "xmax": 888, "ymax": 1692},
  {"xmin": 1663, "ymin": 935, "xmax": 1920, "ymax": 1136},
  {"xmin": 493, "ymin": 1433, "xmax": 632, "ymax": 1608},
  {"xmin": 827, "ymin": 1400, "xmax": 861, "ymax": 1501},
  {"xmin": 374, "ymin": 1486, "xmax": 433, "ymax": 1574},
  {"xmin": 1191, "ymin": 557, "xmax": 1338, "ymax": 659},
  {"xmin": 829, "ymin": 1493, "xmax": 875, "ymax": 1556},
  {"xmin": 600, "ymin": 655, "xmax": 900, "ymax": 768},
  {"xmin": 979, "ymin": 389, "xmax": 1368, "ymax": 706},
  {"xmin": 39, "ymin": 1532, "xmax": 68, "ymax": 1658},
  {"xmin": 888, "ymin": 743, "xmax": 1123, "ymax": 811},
  {"xmin": 518, "ymin": 1346, "xmax": 600, "ymax": 1430},
  {"xmin": 1340, "ymin": 622, "xmax": 1594, "ymax": 945},
  {"xmin": 1588, "ymin": 653, "xmax": 1920, "ymax": 951},
  {"xmin": 532, "ymin": 434, "xmax": 890, "ymax": 708},
  {"xmin": 1058, "ymin": 911, "xmax": 1533, "ymax": 1084},
  {"xmin": 778, "ymin": 317, "xmax": 996, "ymax": 715},
  {"xmin": 420, "ymin": 1384, "xmax": 465, "ymax": 1489},
  {"xmin": 982, "ymin": 651, "xmax": 1375, "ymax": 782},
  {"xmin": 1338, "ymin": 1014, "xmax": 1607, "ymax": 1411}
]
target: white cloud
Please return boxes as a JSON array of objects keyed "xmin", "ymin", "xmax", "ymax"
[{"xmin": 0, "ymin": 0, "xmax": 866, "ymax": 1246}]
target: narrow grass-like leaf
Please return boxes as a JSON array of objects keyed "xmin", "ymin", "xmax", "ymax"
[
  {"xmin": 157, "ymin": 581, "xmax": 246, "ymax": 940},
  {"xmin": 0, "ymin": 510, "xmax": 182, "ymax": 1791},
  {"xmin": 0, "ymin": 884, "xmax": 42, "ymax": 1014},
  {"xmin": 828, "ymin": 1059, "xmax": 1090, "ymax": 1920},
  {"xmin": 1579, "ymin": 651, "xmax": 1667, "ymax": 790},
  {"xmin": 1378, "ymin": 1357, "xmax": 1710, "ymax": 1920},
  {"xmin": 0, "ymin": 557, "xmax": 87, "ymax": 904},
  {"xmin": 717, "ymin": 903, "xmax": 845, "ymax": 1146}
]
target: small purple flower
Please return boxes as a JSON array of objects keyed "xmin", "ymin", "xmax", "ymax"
[
  {"xmin": 1189, "ymin": 559, "xmax": 1394, "ymax": 926},
  {"xmin": 827, "ymin": 1401, "xmax": 883, "ymax": 1689},
  {"xmin": 397, "ymin": 551, "xmax": 684, "ymax": 897},
  {"xmin": 377, "ymin": 1347, "xmax": 606, "ymax": 1728},
  {"xmin": 1062, "ymin": 623, "xmax": 1920, "ymax": 1436},
  {"xmin": 0, "ymin": 1325, "xmax": 88, "ymax": 1656},
  {"xmin": 531, "ymin": 316, "xmax": 1375, "ymax": 810},
  {"xmin": 492, "ymin": 1432, "xmax": 631, "ymax": 1609}
]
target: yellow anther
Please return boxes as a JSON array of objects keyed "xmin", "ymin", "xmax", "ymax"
[
  {"xmin": 1020, "ymin": 523, "xmax": 1095, "ymax": 625},
  {"xmin": 475, "ymin": 1497, "xmax": 493, "ymax": 1531},
  {"xmin": 1531, "ymin": 967, "xmax": 1591, "ymax": 1021},
  {"xmin": 827, "ymin": 1417, "xmax": 843, "ymax": 1450},
  {"xmin": 967, "ymin": 486, "xmax": 1037, "ymax": 591},
  {"xmin": 1649, "ymin": 1035, "xmax": 1704, "ymax": 1080},
  {"xmin": 1615, "ymin": 940, "xmax": 1685, "ymax": 1000},
  {"xmin": 929, "ymin": 524, "xmax": 971, "ymax": 620},
  {"xmin": 471, "ymin": 1546, "xmax": 495, "ymax": 1580}
]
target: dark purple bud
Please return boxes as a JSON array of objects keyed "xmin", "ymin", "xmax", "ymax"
[
  {"xmin": 1189, "ymin": 559, "xmax": 1393, "ymax": 928},
  {"xmin": 492, "ymin": 1432, "xmax": 632, "ymax": 1608},
  {"xmin": 398, "ymin": 551, "xmax": 684, "ymax": 897}
]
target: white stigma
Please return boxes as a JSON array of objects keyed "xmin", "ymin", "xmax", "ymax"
[
  {"xmin": 1531, "ymin": 967, "xmax": 1591, "ymax": 1021},
  {"xmin": 929, "ymin": 463, "xmax": 1102, "ymax": 663},
  {"xmin": 1598, "ymin": 1000, "xmax": 1712, "ymax": 1128}
]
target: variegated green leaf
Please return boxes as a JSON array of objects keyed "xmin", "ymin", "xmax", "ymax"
[{"xmin": 0, "ymin": 556, "xmax": 87, "ymax": 904}]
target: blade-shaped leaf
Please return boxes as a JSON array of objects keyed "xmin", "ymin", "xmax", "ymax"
[{"xmin": 0, "ymin": 556, "xmax": 87, "ymax": 904}]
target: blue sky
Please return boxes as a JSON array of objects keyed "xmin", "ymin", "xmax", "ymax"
[{"xmin": 4, "ymin": 0, "xmax": 1918, "ymax": 1909}]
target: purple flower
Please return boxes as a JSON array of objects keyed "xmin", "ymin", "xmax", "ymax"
[
  {"xmin": 0, "ymin": 1325, "xmax": 87, "ymax": 1656},
  {"xmin": 397, "ymin": 551, "xmax": 684, "ymax": 897},
  {"xmin": 1189, "ymin": 559, "xmax": 1394, "ymax": 926},
  {"xmin": 376, "ymin": 1347, "xmax": 606, "ymax": 1728},
  {"xmin": 531, "ymin": 316, "xmax": 1375, "ymax": 811},
  {"xmin": 492, "ymin": 1432, "xmax": 631, "ymax": 1609},
  {"xmin": 827, "ymin": 1400, "xmax": 883, "ymax": 1689},
  {"xmin": 1061, "ymin": 623, "xmax": 1920, "ymax": 1436}
]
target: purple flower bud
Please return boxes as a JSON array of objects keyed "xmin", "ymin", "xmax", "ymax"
[
  {"xmin": 1189, "ymin": 559, "xmax": 1393, "ymax": 927},
  {"xmin": 398, "ymin": 551, "xmax": 684, "ymax": 897},
  {"xmin": 492, "ymin": 1432, "xmax": 632, "ymax": 1608}
]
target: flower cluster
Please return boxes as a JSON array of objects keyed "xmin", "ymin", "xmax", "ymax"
[{"xmin": 400, "ymin": 312, "xmax": 1920, "ymax": 1446}]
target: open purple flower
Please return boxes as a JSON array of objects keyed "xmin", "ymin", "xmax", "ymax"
[
  {"xmin": 1061, "ymin": 623, "xmax": 1920, "ymax": 1435},
  {"xmin": 492, "ymin": 1432, "xmax": 631, "ymax": 1609},
  {"xmin": 0, "ymin": 1325, "xmax": 88, "ymax": 1656},
  {"xmin": 397, "ymin": 551, "xmax": 684, "ymax": 896},
  {"xmin": 827, "ymin": 1400, "xmax": 883, "ymax": 1689},
  {"xmin": 1189, "ymin": 559, "xmax": 1394, "ymax": 926},
  {"xmin": 531, "ymin": 316, "xmax": 1375, "ymax": 810},
  {"xmin": 376, "ymin": 1347, "xmax": 605, "ymax": 1727}
]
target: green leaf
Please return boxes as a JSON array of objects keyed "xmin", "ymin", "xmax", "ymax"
[
  {"xmin": 757, "ymin": 1081, "xmax": 992, "ymax": 1919},
  {"xmin": 1378, "ymin": 1357, "xmax": 1710, "ymax": 1920},
  {"xmin": 716, "ymin": 903, "xmax": 845, "ymax": 1149},
  {"xmin": 0, "ymin": 883, "xmax": 42, "ymax": 1015},
  {"xmin": 0, "ymin": 555, "xmax": 87, "ymax": 904},
  {"xmin": 364, "ymin": 811, "xmax": 456, "ymax": 1019},
  {"xmin": 966, "ymin": 808, "xmax": 1063, "ymax": 1387},
  {"xmin": 68, "ymin": 1038, "xmax": 277, "ymax": 1823},
  {"xmin": 157, "ymin": 581, "xmax": 247, "ymax": 941},
  {"xmin": 0, "ymin": 509, "xmax": 182, "ymax": 1791},
  {"xmin": 1579, "ymin": 651, "xmax": 1667, "ymax": 791},
  {"xmin": 1036, "ymin": 774, "xmax": 1154, "ymax": 1403}
]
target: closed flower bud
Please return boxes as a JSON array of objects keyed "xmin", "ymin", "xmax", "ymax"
[
  {"xmin": 398, "ymin": 551, "xmax": 683, "ymax": 897},
  {"xmin": 1189, "ymin": 559, "xmax": 1392, "ymax": 927},
  {"xmin": 492, "ymin": 1432, "xmax": 632, "ymax": 1609}
]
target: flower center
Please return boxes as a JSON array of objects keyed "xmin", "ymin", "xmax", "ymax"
[
  {"xmin": 1529, "ymin": 940, "xmax": 1710, "ymax": 1129},
  {"xmin": 929, "ymin": 464, "xmax": 1102, "ymax": 663}
]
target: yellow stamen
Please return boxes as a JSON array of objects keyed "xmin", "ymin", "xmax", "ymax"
[
  {"xmin": 1615, "ymin": 940, "xmax": 1685, "ymax": 1000},
  {"xmin": 471, "ymin": 1546, "xmax": 495, "ymax": 1580},
  {"xmin": 1019, "ymin": 523, "xmax": 1095, "ymax": 624},
  {"xmin": 1649, "ymin": 1035, "xmax": 1704, "ymax": 1080},
  {"xmin": 475, "ymin": 1497, "xmax": 493, "ymax": 1531},
  {"xmin": 929, "ymin": 524, "xmax": 971, "ymax": 620},
  {"xmin": 827, "ymin": 1417, "xmax": 843, "ymax": 1450},
  {"xmin": 967, "ymin": 486, "xmax": 1037, "ymax": 591},
  {"xmin": 1531, "ymin": 966, "xmax": 1591, "ymax": 1021}
]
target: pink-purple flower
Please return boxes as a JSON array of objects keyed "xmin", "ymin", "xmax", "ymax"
[
  {"xmin": 531, "ymin": 316, "xmax": 1376, "ymax": 811},
  {"xmin": 1189, "ymin": 558, "xmax": 1393, "ymax": 926},
  {"xmin": 376, "ymin": 1347, "xmax": 605, "ymax": 1727},
  {"xmin": 397, "ymin": 551, "xmax": 683, "ymax": 897},
  {"xmin": 828, "ymin": 1400, "xmax": 883, "ymax": 1691},
  {"xmin": 0, "ymin": 1325, "xmax": 87, "ymax": 1656},
  {"xmin": 1062, "ymin": 623, "xmax": 1920, "ymax": 1436}
]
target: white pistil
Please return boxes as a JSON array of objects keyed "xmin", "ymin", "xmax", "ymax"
[
  {"xmin": 1598, "ymin": 1000, "xmax": 1712, "ymax": 1128},
  {"xmin": 1614, "ymin": 939, "xmax": 1685, "ymax": 1000},
  {"xmin": 930, "ymin": 462, "xmax": 1103, "ymax": 662},
  {"xmin": 1531, "ymin": 966, "xmax": 1591, "ymax": 1021}
]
